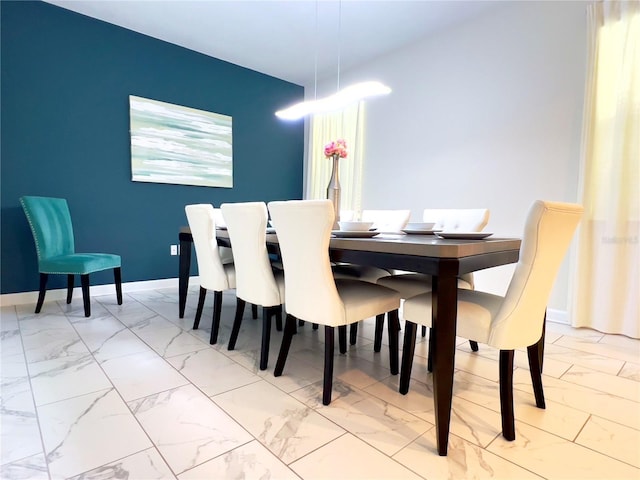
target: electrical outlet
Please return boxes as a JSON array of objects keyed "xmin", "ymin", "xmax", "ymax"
[{"xmin": 170, "ymin": 244, "xmax": 178, "ymax": 256}]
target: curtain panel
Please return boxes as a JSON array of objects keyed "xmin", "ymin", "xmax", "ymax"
[
  {"xmin": 573, "ymin": 0, "xmax": 639, "ymax": 338},
  {"xmin": 305, "ymin": 102, "xmax": 365, "ymax": 218}
]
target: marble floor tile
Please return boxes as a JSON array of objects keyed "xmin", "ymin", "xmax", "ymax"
[
  {"xmin": 560, "ymin": 364, "xmax": 640, "ymax": 402},
  {"xmin": 452, "ymin": 371, "xmax": 590, "ymax": 441},
  {"xmin": 28, "ymin": 353, "xmax": 112, "ymax": 406},
  {"xmin": 576, "ymin": 415, "xmax": 640, "ymax": 468},
  {"xmin": 513, "ymin": 367, "xmax": 640, "ymax": 431},
  {"xmin": 100, "ymin": 350, "xmax": 189, "ymax": 401},
  {"xmin": 290, "ymin": 433, "xmax": 423, "ymax": 480},
  {"xmin": 4, "ymin": 289, "xmax": 639, "ymax": 479},
  {"xmin": 165, "ymin": 347, "xmax": 260, "ymax": 397},
  {"xmin": 619, "ymin": 361, "xmax": 640, "ymax": 382},
  {"xmin": 0, "ymin": 408, "xmax": 43, "ymax": 467},
  {"xmin": 20, "ymin": 318, "xmax": 88, "ymax": 364},
  {"xmin": 487, "ymin": 421, "xmax": 640, "ymax": 479},
  {"xmin": 394, "ymin": 427, "xmax": 543, "ymax": 479},
  {"xmin": 67, "ymin": 448, "xmax": 176, "ymax": 480},
  {"xmin": 292, "ymin": 379, "xmax": 431, "ymax": 456},
  {"xmin": 0, "ymin": 306, "xmax": 19, "ymax": 331},
  {"xmin": 130, "ymin": 317, "xmax": 210, "ymax": 358},
  {"xmin": 213, "ymin": 380, "xmax": 345, "ymax": 464},
  {"xmin": 128, "ymin": 384, "xmax": 252, "ymax": 475},
  {"xmin": 0, "ymin": 452, "xmax": 49, "ymax": 480},
  {"xmin": 38, "ymin": 388, "xmax": 151, "ymax": 479},
  {"xmin": 178, "ymin": 440, "xmax": 299, "ymax": 480},
  {"xmin": 554, "ymin": 335, "xmax": 640, "ymax": 364}
]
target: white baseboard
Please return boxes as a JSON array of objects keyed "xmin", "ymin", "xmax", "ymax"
[
  {"xmin": 0, "ymin": 276, "xmax": 200, "ymax": 307},
  {"xmin": 546, "ymin": 308, "xmax": 569, "ymax": 325}
]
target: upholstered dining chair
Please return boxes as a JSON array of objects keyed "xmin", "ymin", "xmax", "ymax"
[
  {"xmin": 20, "ymin": 196, "xmax": 122, "ymax": 317},
  {"xmin": 361, "ymin": 209, "xmax": 411, "ymax": 233},
  {"xmin": 378, "ymin": 207, "xmax": 490, "ymax": 353},
  {"xmin": 399, "ymin": 200, "xmax": 583, "ymax": 440},
  {"xmin": 220, "ymin": 202, "xmax": 285, "ymax": 370},
  {"xmin": 185, "ymin": 204, "xmax": 237, "ymax": 345},
  {"xmin": 268, "ymin": 199, "xmax": 402, "ymax": 405}
]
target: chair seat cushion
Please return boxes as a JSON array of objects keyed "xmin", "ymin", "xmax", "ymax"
[
  {"xmin": 403, "ymin": 289, "xmax": 504, "ymax": 344},
  {"xmin": 377, "ymin": 273, "xmax": 472, "ymax": 298},
  {"xmin": 332, "ymin": 263, "xmax": 391, "ymax": 283},
  {"xmin": 39, "ymin": 253, "xmax": 121, "ymax": 275},
  {"xmin": 335, "ymin": 279, "xmax": 401, "ymax": 324}
]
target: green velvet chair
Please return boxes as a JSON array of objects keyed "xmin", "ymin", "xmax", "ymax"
[{"xmin": 20, "ymin": 196, "xmax": 122, "ymax": 317}]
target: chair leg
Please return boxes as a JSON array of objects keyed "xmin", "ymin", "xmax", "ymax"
[
  {"xmin": 312, "ymin": 323, "xmax": 319, "ymax": 330},
  {"xmin": 539, "ymin": 310, "xmax": 547, "ymax": 373},
  {"xmin": 274, "ymin": 314, "xmax": 297, "ymax": 376},
  {"xmin": 209, "ymin": 291, "xmax": 223, "ymax": 345},
  {"xmin": 194, "ymin": 287, "xmax": 207, "ymax": 329},
  {"xmin": 252, "ymin": 304, "xmax": 258, "ymax": 319},
  {"xmin": 35, "ymin": 273, "xmax": 48, "ymax": 313},
  {"xmin": 80, "ymin": 274, "xmax": 91, "ymax": 317},
  {"xmin": 527, "ymin": 338, "xmax": 546, "ymax": 409},
  {"xmin": 374, "ymin": 314, "xmax": 385, "ymax": 352},
  {"xmin": 275, "ymin": 305, "xmax": 283, "ymax": 331},
  {"xmin": 400, "ymin": 321, "xmax": 418, "ymax": 394},
  {"xmin": 114, "ymin": 267, "xmax": 123, "ymax": 305},
  {"xmin": 338, "ymin": 325, "xmax": 347, "ymax": 354},
  {"xmin": 323, "ymin": 326, "xmax": 335, "ymax": 405},
  {"xmin": 421, "ymin": 325, "xmax": 427, "ymax": 337},
  {"xmin": 387, "ymin": 310, "xmax": 399, "ymax": 375},
  {"xmin": 228, "ymin": 298, "xmax": 246, "ymax": 350},
  {"xmin": 66, "ymin": 274, "xmax": 74, "ymax": 304},
  {"xmin": 427, "ymin": 327, "xmax": 435, "ymax": 373},
  {"xmin": 499, "ymin": 350, "xmax": 516, "ymax": 441},
  {"xmin": 469, "ymin": 340, "xmax": 479, "ymax": 352},
  {"xmin": 260, "ymin": 307, "xmax": 273, "ymax": 371},
  {"xmin": 349, "ymin": 322, "xmax": 358, "ymax": 345}
]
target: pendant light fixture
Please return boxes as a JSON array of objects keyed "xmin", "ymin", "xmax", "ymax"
[{"xmin": 275, "ymin": 1, "xmax": 391, "ymax": 121}]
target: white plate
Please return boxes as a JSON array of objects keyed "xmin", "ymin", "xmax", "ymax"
[
  {"xmin": 332, "ymin": 230, "xmax": 380, "ymax": 238},
  {"xmin": 402, "ymin": 229, "xmax": 442, "ymax": 235},
  {"xmin": 435, "ymin": 232, "xmax": 493, "ymax": 240}
]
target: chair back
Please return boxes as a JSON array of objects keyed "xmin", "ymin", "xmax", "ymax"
[
  {"xmin": 20, "ymin": 196, "xmax": 75, "ymax": 263},
  {"xmin": 362, "ymin": 209, "xmax": 411, "ymax": 232},
  {"xmin": 489, "ymin": 201, "xmax": 583, "ymax": 348},
  {"xmin": 268, "ymin": 200, "xmax": 344, "ymax": 325},
  {"xmin": 422, "ymin": 208, "xmax": 489, "ymax": 232},
  {"xmin": 221, "ymin": 202, "xmax": 281, "ymax": 306},
  {"xmin": 185, "ymin": 204, "xmax": 230, "ymax": 291}
]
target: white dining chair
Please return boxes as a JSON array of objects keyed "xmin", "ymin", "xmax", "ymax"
[
  {"xmin": 220, "ymin": 202, "xmax": 285, "ymax": 370},
  {"xmin": 362, "ymin": 209, "xmax": 411, "ymax": 233},
  {"xmin": 268, "ymin": 199, "xmax": 402, "ymax": 405},
  {"xmin": 399, "ymin": 200, "xmax": 583, "ymax": 440},
  {"xmin": 377, "ymin": 207, "xmax": 490, "ymax": 355},
  {"xmin": 185, "ymin": 204, "xmax": 237, "ymax": 345}
]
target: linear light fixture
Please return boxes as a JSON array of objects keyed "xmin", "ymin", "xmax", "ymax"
[
  {"xmin": 275, "ymin": 81, "xmax": 391, "ymax": 120},
  {"xmin": 275, "ymin": 1, "xmax": 391, "ymax": 121}
]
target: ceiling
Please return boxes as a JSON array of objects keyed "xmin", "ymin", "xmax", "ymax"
[{"xmin": 44, "ymin": 0, "xmax": 499, "ymax": 87}]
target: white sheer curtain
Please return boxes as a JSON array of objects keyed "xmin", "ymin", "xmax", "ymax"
[
  {"xmin": 305, "ymin": 102, "xmax": 365, "ymax": 217},
  {"xmin": 572, "ymin": 1, "xmax": 639, "ymax": 338}
]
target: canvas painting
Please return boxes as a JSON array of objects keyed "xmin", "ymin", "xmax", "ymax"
[{"xmin": 130, "ymin": 95, "xmax": 233, "ymax": 188}]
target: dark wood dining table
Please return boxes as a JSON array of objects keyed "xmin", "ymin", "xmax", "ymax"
[{"xmin": 177, "ymin": 226, "xmax": 521, "ymax": 456}]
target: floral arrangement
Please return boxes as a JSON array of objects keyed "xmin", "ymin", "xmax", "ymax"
[{"xmin": 324, "ymin": 139, "xmax": 348, "ymax": 159}]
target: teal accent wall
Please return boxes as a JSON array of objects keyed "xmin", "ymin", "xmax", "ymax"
[{"xmin": 1, "ymin": 1, "xmax": 304, "ymax": 294}]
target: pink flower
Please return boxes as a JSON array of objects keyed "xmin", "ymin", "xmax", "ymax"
[{"xmin": 324, "ymin": 139, "xmax": 348, "ymax": 158}]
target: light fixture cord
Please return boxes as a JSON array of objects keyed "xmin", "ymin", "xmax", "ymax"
[
  {"xmin": 337, "ymin": 0, "xmax": 342, "ymax": 92},
  {"xmin": 314, "ymin": 0, "xmax": 318, "ymax": 100}
]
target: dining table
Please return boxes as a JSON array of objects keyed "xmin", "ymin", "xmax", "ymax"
[{"xmin": 177, "ymin": 225, "xmax": 521, "ymax": 456}]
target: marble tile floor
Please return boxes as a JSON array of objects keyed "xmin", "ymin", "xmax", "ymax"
[{"xmin": 1, "ymin": 287, "xmax": 639, "ymax": 479}]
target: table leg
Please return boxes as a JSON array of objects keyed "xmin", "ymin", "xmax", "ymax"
[
  {"xmin": 178, "ymin": 233, "xmax": 192, "ymax": 318},
  {"xmin": 431, "ymin": 273, "xmax": 458, "ymax": 456}
]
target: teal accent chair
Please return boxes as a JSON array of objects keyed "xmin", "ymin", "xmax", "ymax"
[{"xmin": 19, "ymin": 196, "xmax": 123, "ymax": 317}]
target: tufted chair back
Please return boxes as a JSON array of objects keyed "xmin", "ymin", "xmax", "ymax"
[{"xmin": 422, "ymin": 208, "xmax": 490, "ymax": 232}]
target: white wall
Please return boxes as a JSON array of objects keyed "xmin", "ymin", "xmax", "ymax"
[{"xmin": 314, "ymin": 1, "xmax": 589, "ymax": 313}]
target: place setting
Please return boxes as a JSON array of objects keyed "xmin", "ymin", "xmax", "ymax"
[{"xmin": 331, "ymin": 221, "xmax": 380, "ymax": 238}]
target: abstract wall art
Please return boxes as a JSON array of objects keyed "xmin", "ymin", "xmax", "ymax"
[{"xmin": 130, "ymin": 95, "xmax": 233, "ymax": 188}]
